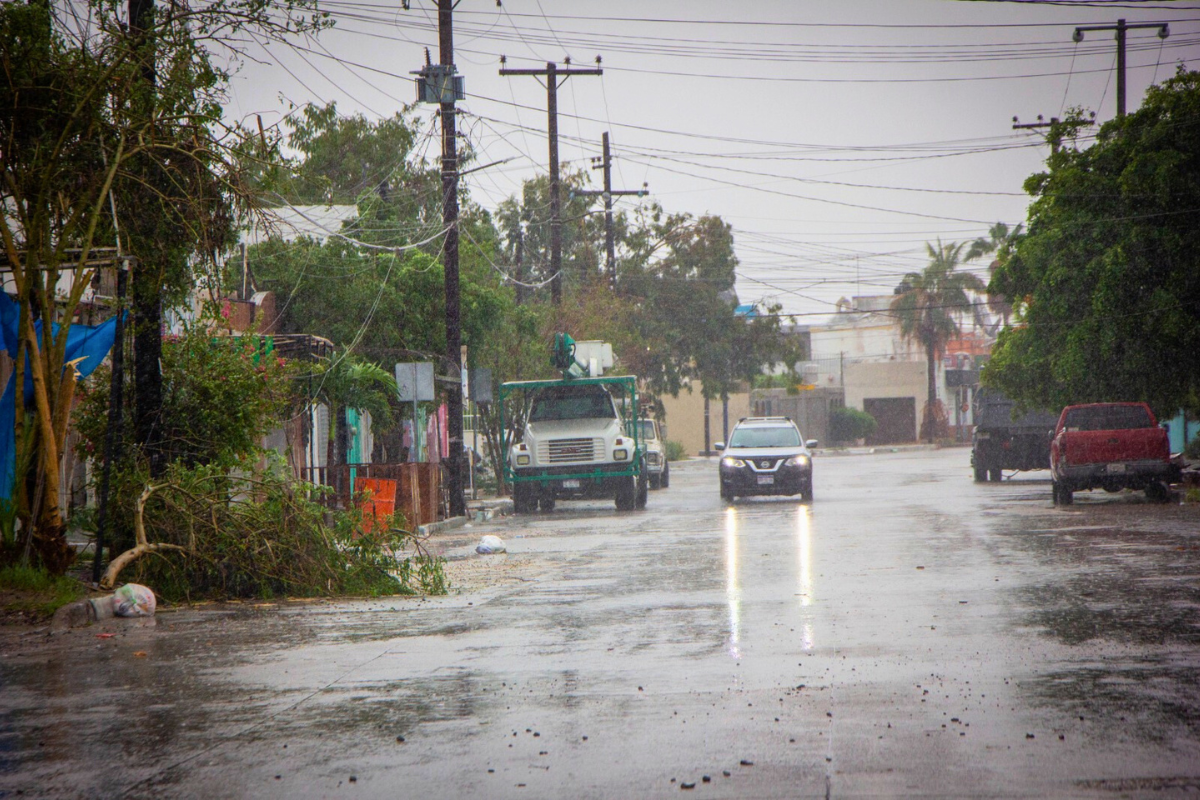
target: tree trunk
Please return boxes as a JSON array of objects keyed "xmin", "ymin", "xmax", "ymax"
[{"xmin": 923, "ymin": 341, "xmax": 938, "ymax": 444}]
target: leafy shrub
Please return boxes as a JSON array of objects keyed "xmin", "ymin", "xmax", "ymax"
[
  {"xmin": 830, "ymin": 407, "xmax": 878, "ymax": 443},
  {"xmin": 665, "ymin": 440, "xmax": 687, "ymax": 462},
  {"xmin": 119, "ymin": 458, "xmax": 447, "ymax": 603}
]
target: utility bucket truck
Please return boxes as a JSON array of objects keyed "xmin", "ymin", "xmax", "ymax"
[{"xmin": 501, "ymin": 334, "xmax": 647, "ymax": 513}]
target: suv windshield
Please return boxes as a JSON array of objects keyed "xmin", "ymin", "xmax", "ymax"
[
  {"xmin": 728, "ymin": 426, "xmax": 801, "ymax": 448},
  {"xmin": 529, "ymin": 386, "xmax": 617, "ymax": 422}
]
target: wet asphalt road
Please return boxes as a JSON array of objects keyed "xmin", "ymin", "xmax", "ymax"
[{"xmin": 2, "ymin": 448, "xmax": 1200, "ymax": 799}]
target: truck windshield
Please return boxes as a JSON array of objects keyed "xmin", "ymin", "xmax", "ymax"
[
  {"xmin": 729, "ymin": 427, "xmax": 801, "ymax": 448},
  {"xmin": 636, "ymin": 420, "xmax": 657, "ymax": 440},
  {"xmin": 1062, "ymin": 405, "xmax": 1153, "ymax": 431},
  {"xmin": 529, "ymin": 387, "xmax": 617, "ymax": 422}
]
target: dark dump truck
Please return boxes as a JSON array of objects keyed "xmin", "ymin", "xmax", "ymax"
[{"xmin": 971, "ymin": 388, "xmax": 1060, "ymax": 482}]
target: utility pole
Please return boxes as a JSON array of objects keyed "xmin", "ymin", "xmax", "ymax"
[
  {"xmin": 1072, "ymin": 19, "xmax": 1169, "ymax": 118},
  {"xmin": 576, "ymin": 132, "xmax": 647, "ymax": 288},
  {"xmin": 412, "ymin": 2, "xmax": 467, "ymax": 517},
  {"xmin": 128, "ymin": 0, "xmax": 166, "ymax": 479},
  {"xmin": 513, "ymin": 226, "xmax": 528, "ymax": 305},
  {"xmin": 437, "ymin": 0, "xmax": 465, "ymax": 519},
  {"xmin": 500, "ymin": 58, "xmax": 602, "ymax": 303},
  {"xmin": 1012, "ymin": 113, "xmax": 1095, "ymax": 154}
]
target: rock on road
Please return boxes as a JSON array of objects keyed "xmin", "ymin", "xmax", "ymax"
[{"xmin": 2, "ymin": 448, "xmax": 1198, "ymax": 798}]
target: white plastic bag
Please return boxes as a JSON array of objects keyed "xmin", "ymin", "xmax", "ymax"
[{"xmin": 475, "ymin": 535, "xmax": 506, "ymax": 555}]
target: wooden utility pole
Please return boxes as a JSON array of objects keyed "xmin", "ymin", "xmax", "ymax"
[
  {"xmin": 128, "ymin": 0, "xmax": 166, "ymax": 478},
  {"xmin": 577, "ymin": 132, "xmax": 647, "ymax": 288},
  {"xmin": 1073, "ymin": 19, "xmax": 1169, "ymax": 118},
  {"xmin": 499, "ymin": 59, "xmax": 602, "ymax": 303},
  {"xmin": 513, "ymin": 226, "xmax": 528, "ymax": 305},
  {"xmin": 1012, "ymin": 114, "xmax": 1095, "ymax": 155},
  {"xmin": 437, "ymin": 0, "xmax": 465, "ymax": 518},
  {"xmin": 412, "ymin": 2, "xmax": 468, "ymax": 517}
]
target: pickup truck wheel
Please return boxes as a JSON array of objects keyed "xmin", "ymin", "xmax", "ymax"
[
  {"xmin": 1053, "ymin": 481, "xmax": 1073, "ymax": 505},
  {"xmin": 615, "ymin": 477, "xmax": 637, "ymax": 511},
  {"xmin": 1145, "ymin": 481, "xmax": 1170, "ymax": 503},
  {"xmin": 649, "ymin": 474, "xmax": 661, "ymax": 490},
  {"xmin": 538, "ymin": 494, "xmax": 556, "ymax": 512},
  {"xmin": 661, "ymin": 463, "xmax": 670, "ymax": 488}
]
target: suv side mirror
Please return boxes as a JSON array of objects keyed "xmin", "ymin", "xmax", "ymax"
[
  {"xmin": 806, "ymin": 439, "xmax": 818, "ymax": 449},
  {"xmin": 714, "ymin": 442, "xmax": 725, "ymax": 451}
]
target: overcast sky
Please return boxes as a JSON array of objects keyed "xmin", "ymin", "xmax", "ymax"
[{"xmin": 225, "ymin": 0, "xmax": 1200, "ymax": 319}]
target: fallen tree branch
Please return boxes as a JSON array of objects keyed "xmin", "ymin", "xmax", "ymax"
[{"xmin": 100, "ymin": 483, "xmax": 190, "ymax": 589}]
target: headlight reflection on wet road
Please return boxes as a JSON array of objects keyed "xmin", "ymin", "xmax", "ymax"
[
  {"xmin": 724, "ymin": 506, "xmax": 741, "ymax": 659},
  {"xmin": 796, "ymin": 504, "xmax": 815, "ymax": 650}
]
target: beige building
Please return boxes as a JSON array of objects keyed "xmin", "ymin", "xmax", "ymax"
[
  {"xmin": 843, "ymin": 360, "xmax": 928, "ymax": 444},
  {"xmin": 659, "ymin": 382, "xmax": 751, "ymax": 456}
]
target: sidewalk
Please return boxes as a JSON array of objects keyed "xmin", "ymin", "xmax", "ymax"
[{"xmin": 416, "ymin": 496, "xmax": 513, "ymax": 536}]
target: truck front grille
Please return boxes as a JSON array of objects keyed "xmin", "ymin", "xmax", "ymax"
[{"xmin": 540, "ymin": 437, "xmax": 603, "ymax": 464}]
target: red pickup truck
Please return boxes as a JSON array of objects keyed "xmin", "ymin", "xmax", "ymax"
[{"xmin": 1050, "ymin": 402, "xmax": 1175, "ymax": 505}]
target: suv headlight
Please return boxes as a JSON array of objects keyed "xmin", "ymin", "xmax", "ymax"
[
  {"xmin": 785, "ymin": 455, "xmax": 811, "ymax": 468},
  {"xmin": 721, "ymin": 457, "xmax": 745, "ymax": 468}
]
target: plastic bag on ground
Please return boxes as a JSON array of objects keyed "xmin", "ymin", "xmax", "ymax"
[{"xmin": 475, "ymin": 535, "xmax": 506, "ymax": 555}]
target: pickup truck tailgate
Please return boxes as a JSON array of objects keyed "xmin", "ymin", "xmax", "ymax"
[{"xmin": 1061, "ymin": 428, "xmax": 1168, "ymax": 465}]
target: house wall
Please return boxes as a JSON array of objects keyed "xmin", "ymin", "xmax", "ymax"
[
  {"xmin": 659, "ymin": 382, "xmax": 751, "ymax": 456},
  {"xmin": 844, "ymin": 360, "xmax": 928, "ymax": 444}
]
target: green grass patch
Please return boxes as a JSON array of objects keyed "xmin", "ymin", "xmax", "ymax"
[{"xmin": 0, "ymin": 564, "xmax": 88, "ymax": 619}]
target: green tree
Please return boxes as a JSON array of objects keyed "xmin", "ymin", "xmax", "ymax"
[
  {"xmin": 965, "ymin": 221, "xmax": 1023, "ymax": 328},
  {"xmin": 891, "ymin": 240, "xmax": 986, "ymax": 442},
  {"xmin": 0, "ymin": 0, "xmax": 321, "ymax": 572},
  {"xmin": 987, "ymin": 69, "xmax": 1200, "ymax": 417}
]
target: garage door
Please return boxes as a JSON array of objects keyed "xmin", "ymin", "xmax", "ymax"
[{"xmin": 863, "ymin": 397, "xmax": 916, "ymax": 445}]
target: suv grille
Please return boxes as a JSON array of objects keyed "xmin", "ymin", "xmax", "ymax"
[{"xmin": 540, "ymin": 437, "xmax": 603, "ymax": 464}]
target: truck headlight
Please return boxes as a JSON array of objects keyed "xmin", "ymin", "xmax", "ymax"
[
  {"xmin": 614, "ymin": 448, "xmax": 629, "ymax": 461},
  {"xmin": 721, "ymin": 457, "xmax": 745, "ymax": 468},
  {"xmin": 516, "ymin": 455, "xmax": 530, "ymax": 466},
  {"xmin": 785, "ymin": 455, "xmax": 810, "ymax": 468}
]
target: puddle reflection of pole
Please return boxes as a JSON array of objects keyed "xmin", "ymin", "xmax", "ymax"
[
  {"xmin": 724, "ymin": 507, "xmax": 741, "ymax": 659},
  {"xmin": 797, "ymin": 505, "xmax": 815, "ymax": 650}
]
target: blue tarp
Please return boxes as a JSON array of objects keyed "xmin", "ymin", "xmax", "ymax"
[{"xmin": 0, "ymin": 293, "xmax": 121, "ymax": 500}]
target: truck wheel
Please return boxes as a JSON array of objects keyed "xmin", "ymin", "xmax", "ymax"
[
  {"xmin": 539, "ymin": 494, "xmax": 556, "ymax": 512},
  {"xmin": 513, "ymin": 483, "xmax": 535, "ymax": 514},
  {"xmin": 988, "ymin": 468, "xmax": 1002, "ymax": 482},
  {"xmin": 649, "ymin": 474, "xmax": 661, "ymax": 490},
  {"xmin": 1053, "ymin": 480, "xmax": 1072, "ymax": 506},
  {"xmin": 973, "ymin": 464, "xmax": 986, "ymax": 483},
  {"xmin": 615, "ymin": 477, "xmax": 637, "ymax": 511},
  {"xmin": 661, "ymin": 463, "xmax": 670, "ymax": 488},
  {"xmin": 635, "ymin": 466, "xmax": 649, "ymax": 509},
  {"xmin": 1145, "ymin": 481, "xmax": 1170, "ymax": 503}
]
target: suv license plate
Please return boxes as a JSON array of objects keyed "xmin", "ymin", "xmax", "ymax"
[
  {"xmin": 1107, "ymin": 463, "xmax": 1126, "ymax": 474},
  {"xmin": 756, "ymin": 475, "xmax": 774, "ymax": 485},
  {"xmin": 562, "ymin": 479, "xmax": 581, "ymax": 489}
]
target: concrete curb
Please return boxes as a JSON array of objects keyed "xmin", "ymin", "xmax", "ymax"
[{"xmin": 417, "ymin": 498, "xmax": 515, "ymax": 536}]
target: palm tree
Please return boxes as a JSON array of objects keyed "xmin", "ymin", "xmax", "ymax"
[
  {"xmin": 965, "ymin": 222, "xmax": 1024, "ymax": 329},
  {"xmin": 891, "ymin": 240, "xmax": 986, "ymax": 443}
]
